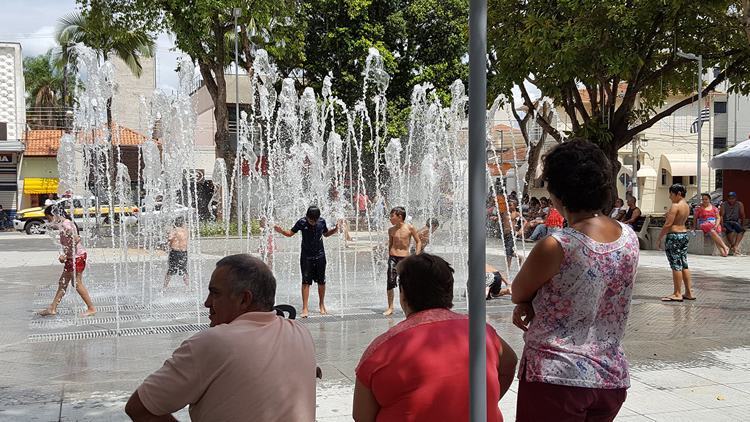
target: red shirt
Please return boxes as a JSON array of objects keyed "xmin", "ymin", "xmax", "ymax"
[
  {"xmin": 356, "ymin": 308, "xmax": 504, "ymax": 422},
  {"xmin": 545, "ymin": 208, "xmax": 565, "ymax": 229}
]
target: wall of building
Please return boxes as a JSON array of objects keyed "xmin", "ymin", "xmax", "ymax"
[
  {"xmin": 17, "ymin": 157, "xmax": 58, "ymax": 209},
  {"xmin": 110, "ymin": 56, "xmax": 156, "ymax": 135},
  {"xmin": 727, "ymin": 93, "xmax": 750, "ymax": 147},
  {"xmin": 0, "ymin": 42, "xmax": 25, "ymax": 213}
]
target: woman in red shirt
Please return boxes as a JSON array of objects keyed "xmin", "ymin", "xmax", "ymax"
[
  {"xmin": 353, "ymin": 254, "xmax": 517, "ymax": 421},
  {"xmin": 695, "ymin": 193, "xmax": 729, "ymax": 256}
]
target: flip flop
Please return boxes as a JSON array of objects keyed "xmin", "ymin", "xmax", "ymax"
[
  {"xmin": 683, "ymin": 296, "xmax": 696, "ymax": 301},
  {"xmin": 661, "ymin": 296, "xmax": 683, "ymax": 302}
]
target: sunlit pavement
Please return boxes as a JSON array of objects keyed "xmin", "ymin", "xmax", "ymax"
[{"xmin": 0, "ymin": 231, "xmax": 749, "ymax": 421}]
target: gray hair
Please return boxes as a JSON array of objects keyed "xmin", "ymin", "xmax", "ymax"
[{"xmin": 215, "ymin": 254, "xmax": 276, "ymax": 311}]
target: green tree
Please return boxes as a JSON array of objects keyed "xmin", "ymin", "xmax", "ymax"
[
  {"xmin": 23, "ymin": 50, "xmax": 75, "ymax": 129},
  {"xmin": 84, "ymin": 0, "xmax": 300, "ymax": 186},
  {"xmin": 58, "ymin": 6, "xmax": 156, "ymax": 130},
  {"xmin": 488, "ymin": 0, "xmax": 750, "ymax": 187},
  {"xmin": 300, "ymin": 0, "xmax": 469, "ymax": 138}
]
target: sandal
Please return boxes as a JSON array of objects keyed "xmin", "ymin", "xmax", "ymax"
[
  {"xmin": 683, "ymin": 296, "xmax": 696, "ymax": 300},
  {"xmin": 661, "ymin": 296, "xmax": 683, "ymax": 302}
]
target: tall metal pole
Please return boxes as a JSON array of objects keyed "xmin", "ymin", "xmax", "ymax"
[
  {"xmin": 233, "ymin": 8, "xmax": 242, "ymax": 233},
  {"xmin": 468, "ymin": 0, "xmax": 487, "ymax": 421},
  {"xmin": 632, "ymin": 138, "xmax": 638, "ymax": 200},
  {"xmin": 696, "ymin": 55, "xmax": 702, "ymax": 194}
]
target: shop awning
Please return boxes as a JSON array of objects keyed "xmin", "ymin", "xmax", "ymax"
[
  {"xmin": 710, "ymin": 140, "xmax": 750, "ymax": 170},
  {"xmin": 621, "ymin": 165, "xmax": 657, "ymax": 178},
  {"xmin": 660, "ymin": 154, "xmax": 710, "ymax": 176},
  {"xmin": 23, "ymin": 178, "xmax": 58, "ymax": 194}
]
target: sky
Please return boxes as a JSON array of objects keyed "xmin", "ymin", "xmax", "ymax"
[{"xmin": 0, "ymin": 0, "xmax": 182, "ymax": 91}]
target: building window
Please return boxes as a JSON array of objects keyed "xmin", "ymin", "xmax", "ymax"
[
  {"xmin": 689, "ymin": 176, "xmax": 696, "ymax": 185},
  {"xmin": 0, "ymin": 122, "xmax": 6, "ymax": 141},
  {"xmin": 714, "ymin": 101, "xmax": 727, "ymax": 114},
  {"xmin": 661, "ymin": 169, "xmax": 668, "ymax": 185},
  {"xmin": 714, "ymin": 137, "xmax": 727, "ymax": 149},
  {"xmin": 673, "ymin": 176, "xmax": 686, "ymax": 185}
]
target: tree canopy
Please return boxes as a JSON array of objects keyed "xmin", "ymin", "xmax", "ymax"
[
  {"xmin": 300, "ymin": 0, "xmax": 469, "ymax": 137},
  {"xmin": 488, "ymin": 0, "xmax": 750, "ymax": 166}
]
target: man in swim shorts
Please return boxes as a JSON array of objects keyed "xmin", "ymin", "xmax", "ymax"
[{"xmin": 657, "ymin": 184, "xmax": 694, "ymax": 302}]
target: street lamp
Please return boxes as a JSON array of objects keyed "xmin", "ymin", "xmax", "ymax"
[{"xmin": 676, "ymin": 49, "xmax": 704, "ymax": 192}]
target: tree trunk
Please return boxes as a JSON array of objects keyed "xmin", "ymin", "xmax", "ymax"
[
  {"xmin": 743, "ymin": 0, "xmax": 750, "ymax": 44},
  {"xmin": 198, "ymin": 61, "xmax": 236, "ymax": 221},
  {"xmin": 524, "ymin": 136, "xmax": 546, "ymax": 198},
  {"xmin": 601, "ymin": 138, "xmax": 623, "ymax": 214},
  {"xmin": 61, "ymin": 63, "xmax": 68, "ymax": 129}
]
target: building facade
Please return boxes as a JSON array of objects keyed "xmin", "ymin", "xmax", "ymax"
[{"xmin": 0, "ymin": 42, "xmax": 25, "ymax": 216}]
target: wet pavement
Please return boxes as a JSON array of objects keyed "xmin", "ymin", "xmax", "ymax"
[{"xmin": 0, "ymin": 231, "xmax": 749, "ymax": 421}]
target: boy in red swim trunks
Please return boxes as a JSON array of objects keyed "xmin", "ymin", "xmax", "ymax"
[{"xmin": 38, "ymin": 205, "xmax": 96, "ymax": 317}]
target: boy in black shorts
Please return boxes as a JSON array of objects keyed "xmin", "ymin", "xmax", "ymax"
[
  {"xmin": 385, "ymin": 207, "xmax": 421, "ymax": 316},
  {"xmin": 275, "ymin": 205, "xmax": 338, "ymax": 317}
]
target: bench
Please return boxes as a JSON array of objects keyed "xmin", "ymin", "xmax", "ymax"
[{"xmin": 633, "ymin": 215, "xmax": 651, "ymax": 250}]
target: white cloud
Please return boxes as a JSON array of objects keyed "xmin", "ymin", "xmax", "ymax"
[{"xmin": 17, "ymin": 26, "xmax": 58, "ymax": 57}]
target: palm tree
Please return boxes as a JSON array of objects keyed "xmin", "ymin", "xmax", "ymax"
[
  {"xmin": 23, "ymin": 51, "xmax": 64, "ymax": 129},
  {"xmin": 55, "ymin": 11, "xmax": 156, "ymax": 130},
  {"xmin": 52, "ymin": 31, "xmax": 79, "ymax": 110}
]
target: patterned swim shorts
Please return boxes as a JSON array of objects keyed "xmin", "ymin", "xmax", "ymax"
[{"xmin": 665, "ymin": 232, "xmax": 689, "ymax": 271}]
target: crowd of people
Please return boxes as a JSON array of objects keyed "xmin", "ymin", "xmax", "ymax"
[
  {"xmin": 30, "ymin": 137, "xmax": 746, "ymax": 421},
  {"xmin": 118, "ymin": 140, "xmax": 640, "ymax": 421}
]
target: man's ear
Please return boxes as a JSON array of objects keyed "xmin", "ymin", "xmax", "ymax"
[{"xmin": 241, "ymin": 290, "xmax": 254, "ymax": 308}]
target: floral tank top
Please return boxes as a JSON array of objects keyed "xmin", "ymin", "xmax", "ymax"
[{"xmin": 519, "ymin": 222, "xmax": 639, "ymax": 389}]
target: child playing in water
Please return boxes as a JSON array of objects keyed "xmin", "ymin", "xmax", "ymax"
[
  {"xmin": 164, "ymin": 217, "xmax": 189, "ymax": 289},
  {"xmin": 411, "ymin": 218, "xmax": 439, "ymax": 254},
  {"xmin": 275, "ymin": 205, "xmax": 339, "ymax": 318},
  {"xmin": 385, "ymin": 207, "xmax": 421, "ymax": 316},
  {"xmin": 38, "ymin": 205, "xmax": 96, "ymax": 317}
]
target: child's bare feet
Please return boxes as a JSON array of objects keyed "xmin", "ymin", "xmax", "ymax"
[
  {"xmin": 80, "ymin": 308, "xmax": 96, "ymax": 317},
  {"xmin": 382, "ymin": 308, "xmax": 394, "ymax": 316},
  {"xmin": 319, "ymin": 306, "xmax": 328, "ymax": 315},
  {"xmin": 38, "ymin": 309, "xmax": 56, "ymax": 317},
  {"xmin": 300, "ymin": 309, "xmax": 309, "ymax": 318}
]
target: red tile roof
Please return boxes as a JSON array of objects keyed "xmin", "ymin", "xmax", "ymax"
[{"xmin": 23, "ymin": 125, "xmax": 153, "ymax": 156}]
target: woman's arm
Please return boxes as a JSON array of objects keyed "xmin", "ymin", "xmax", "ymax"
[
  {"xmin": 497, "ymin": 337, "xmax": 518, "ymax": 399},
  {"xmin": 511, "ymin": 236, "xmax": 563, "ymax": 303},
  {"xmin": 353, "ymin": 379, "xmax": 379, "ymax": 422}
]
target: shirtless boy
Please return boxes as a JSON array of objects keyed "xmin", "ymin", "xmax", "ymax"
[
  {"xmin": 164, "ymin": 217, "xmax": 189, "ymax": 288},
  {"xmin": 385, "ymin": 207, "xmax": 421, "ymax": 316},
  {"xmin": 657, "ymin": 184, "xmax": 694, "ymax": 302}
]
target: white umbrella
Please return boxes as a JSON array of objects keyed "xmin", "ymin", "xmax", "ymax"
[{"xmin": 710, "ymin": 139, "xmax": 750, "ymax": 170}]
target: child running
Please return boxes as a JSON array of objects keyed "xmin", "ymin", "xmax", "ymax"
[
  {"xmin": 385, "ymin": 206, "xmax": 421, "ymax": 316},
  {"xmin": 275, "ymin": 205, "xmax": 338, "ymax": 318},
  {"xmin": 38, "ymin": 205, "xmax": 96, "ymax": 317},
  {"xmin": 164, "ymin": 217, "xmax": 189, "ymax": 289}
]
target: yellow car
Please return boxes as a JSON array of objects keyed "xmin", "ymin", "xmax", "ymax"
[{"xmin": 13, "ymin": 196, "xmax": 138, "ymax": 235}]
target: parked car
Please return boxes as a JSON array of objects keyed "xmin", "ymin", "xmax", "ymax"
[
  {"xmin": 134, "ymin": 203, "xmax": 191, "ymax": 227},
  {"xmin": 13, "ymin": 197, "xmax": 138, "ymax": 235}
]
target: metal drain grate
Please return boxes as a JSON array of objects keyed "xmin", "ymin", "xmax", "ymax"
[
  {"xmin": 28, "ymin": 323, "xmax": 210, "ymax": 342},
  {"xmin": 27, "ymin": 310, "xmax": 399, "ymax": 342},
  {"xmin": 31, "ymin": 311, "xmax": 206, "ymax": 329}
]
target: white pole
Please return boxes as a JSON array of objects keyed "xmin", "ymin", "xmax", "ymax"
[{"xmin": 696, "ymin": 55, "xmax": 703, "ymax": 193}]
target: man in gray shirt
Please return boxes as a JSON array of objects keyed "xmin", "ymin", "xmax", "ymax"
[{"xmin": 721, "ymin": 192, "xmax": 746, "ymax": 256}]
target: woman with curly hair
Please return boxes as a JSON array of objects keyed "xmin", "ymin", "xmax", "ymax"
[{"xmin": 510, "ymin": 139, "xmax": 639, "ymax": 421}]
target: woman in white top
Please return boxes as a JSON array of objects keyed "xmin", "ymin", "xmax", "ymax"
[{"xmin": 609, "ymin": 198, "xmax": 626, "ymax": 220}]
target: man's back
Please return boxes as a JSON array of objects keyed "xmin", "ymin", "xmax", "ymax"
[
  {"xmin": 672, "ymin": 199, "xmax": 689, "ymax": 229},
  {"xmin": 137, "ymin": 311, "xmax": 316, "ymax": 421}
]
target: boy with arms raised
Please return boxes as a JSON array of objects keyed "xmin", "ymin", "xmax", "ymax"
[{"xmin": 275, "ymin": 206, "xmax": 338, "ymax": 317}]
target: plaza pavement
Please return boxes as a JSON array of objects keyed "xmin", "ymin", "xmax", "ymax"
[{"xmin": 0, "ymin": 230, "xmax": 749, "ymax": 421}]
